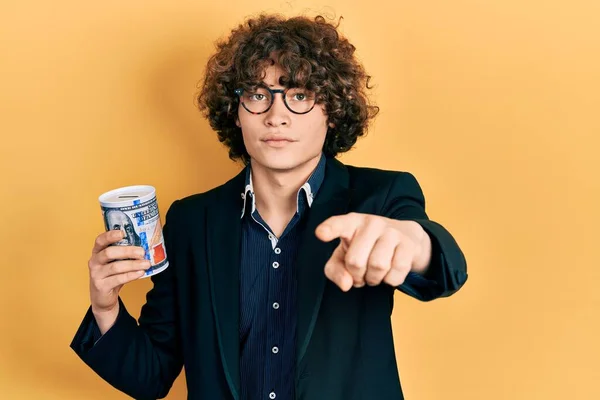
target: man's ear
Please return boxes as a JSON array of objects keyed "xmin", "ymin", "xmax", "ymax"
[
  {"xmin": 328, "ymin": 121, "xmax": 335, "ymax": 128},
  {"xmin": 235, "ymin": 117, "xmax": 241, "ymax": 128}
]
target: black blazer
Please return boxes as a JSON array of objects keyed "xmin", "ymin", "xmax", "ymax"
[{"xmin": 71, "ymin": 157, "xmax": 468, "ymax": 400}]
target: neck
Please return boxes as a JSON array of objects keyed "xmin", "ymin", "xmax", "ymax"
[{"xmin": 250, "ymin": 154, "xmax": 321, "ymax": 217}]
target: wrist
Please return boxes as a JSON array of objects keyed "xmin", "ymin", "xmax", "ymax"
[
  {"xmin": 92, "ymin": 302, "xmax": 119, "ymax": 335},
  {"xmin": 411, "ymin": 225, "xmax": 432, "ymax": 275}
]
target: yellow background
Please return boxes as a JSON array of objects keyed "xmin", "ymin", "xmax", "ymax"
[{"xmin": 1, "ymin": 0, "xmax": 598, "ymax": 399}]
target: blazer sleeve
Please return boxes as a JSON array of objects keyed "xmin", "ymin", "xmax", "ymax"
[
  {"xmin": 381, "ymin": 172, "xmax": 468, "ymax": 301},
  {"xmin": 70, "ymin": 200, "xmax": 184, "ymax": 400}
]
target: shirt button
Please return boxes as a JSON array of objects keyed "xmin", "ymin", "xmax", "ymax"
[
  {"xmin": 269, "ymin": 392, "xmax": 276, "ymax": 399},
  {"xmin": 272, "ymin": 302, "xmax": 279, "ymax": 310},
  {"xmin": 274, "ymin": 247, "xmax": 281, "ymax": 254},
  {"xmin": 268, "ymin": 234, "xmax": 274, "ymax": 240},
  {"xmin": 272, "ymin": 346, "xmax": 279, "ymax": 354},
  {"xmin": 272, "ymin": 262, "xmax": 279, "ymax": 269}
]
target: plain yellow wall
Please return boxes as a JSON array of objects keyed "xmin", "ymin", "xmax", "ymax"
[{"xmin": 1, "ymin": 0, "xmax": 598, "ymax": 399}]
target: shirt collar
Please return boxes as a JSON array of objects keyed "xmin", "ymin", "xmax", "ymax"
[{"xmin": 240, "ymin": 152, "xmax": 327, "ymax": 219}]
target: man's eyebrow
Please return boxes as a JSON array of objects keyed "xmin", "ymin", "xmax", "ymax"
[{"xmin": 264, "ymin": 82, "xmax": 285, "ymax": 89}]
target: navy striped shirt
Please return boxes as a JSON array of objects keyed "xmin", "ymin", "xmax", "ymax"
[{"xmin": 239, "ymin": 154, "xmax": 326, "ymax": 400}]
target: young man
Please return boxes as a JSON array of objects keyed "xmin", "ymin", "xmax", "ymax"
[{"xmin": 71, "ymin": 14, "xmax": 468, "ymax": 400}]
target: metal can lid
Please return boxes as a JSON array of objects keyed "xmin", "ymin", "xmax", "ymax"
[{"xmin": 98, "ymin": 185, "xmax": 156, "ymax": 207}]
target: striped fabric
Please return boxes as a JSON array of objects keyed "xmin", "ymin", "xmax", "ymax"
[{"xmin": 239, "ymin": 154, "xmax": 326, "ymax": 400}]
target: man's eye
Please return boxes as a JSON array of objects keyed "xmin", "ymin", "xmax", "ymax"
[{"xmin": 249, "ymin": 94, "xmax": 266, "ymax": 101}]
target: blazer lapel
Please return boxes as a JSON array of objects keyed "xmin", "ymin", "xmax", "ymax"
[
  {"xmin": 296, "ymin": 157, "xmax": 351, "ymax": 366},
  {"xmin": 206, "ymin": 169, "xmax": 246, "ymax": 400}
]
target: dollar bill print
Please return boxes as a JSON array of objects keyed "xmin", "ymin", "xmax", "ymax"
[{"xmin": 101, "ymin": 197, "xmax": 168, "ymax": 276}]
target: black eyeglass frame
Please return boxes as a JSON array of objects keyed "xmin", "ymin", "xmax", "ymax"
[{"xmin": 234, "ymin": 86, "xmax": 317, "ymax": 115}]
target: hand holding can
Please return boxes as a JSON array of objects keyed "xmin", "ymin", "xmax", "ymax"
[{"xmin": 88, "ymin": 185, "xmax": 169, "ymax": 333}]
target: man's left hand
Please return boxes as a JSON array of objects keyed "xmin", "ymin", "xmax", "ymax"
[{"xmin": 315, "ymin": 213, "xmax": 432, "ymax": 292}]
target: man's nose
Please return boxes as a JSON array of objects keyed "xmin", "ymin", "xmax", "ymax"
[{"xmin": 264, "ymin": 93, "xmax": 291, "ymax": 127}]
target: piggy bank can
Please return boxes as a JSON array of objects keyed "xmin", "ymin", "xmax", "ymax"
[{"xmin": 98, "ymin": 185, "xmax": 168, "ymax": 278}]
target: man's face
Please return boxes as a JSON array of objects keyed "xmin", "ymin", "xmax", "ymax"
[{"xmin": 236, "ymin": 61, "xmax": 329, "ymax": 172}]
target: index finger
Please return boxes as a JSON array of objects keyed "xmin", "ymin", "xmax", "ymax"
[
  {"xmin": 92, "ymin": 230, "xmax": 125, "ymax": 254},
  {"xmin": 315, "ymin": 213, "xmax": 364, "ymax": 243}
]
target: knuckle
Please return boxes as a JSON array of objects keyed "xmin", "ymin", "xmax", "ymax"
[
  {"xmin": 366, "ymin": 214, "xmax": 382, "ymax": 226},
  {"xmin": 94, "ymin": 236, "xmax": 103, "ymax": 248},
  {"xmin": 134, "ymin": 247, "xmax": 146, "ymax": 259},
  {"xmin": 110, "ymin": 261, "xmax": 124, "ymax": 274},
  {"xmin": 392, "ymin": 263, "xmax": 410, "ymax": 275},
  {"xmin": 125, "ymin": 260, "xmax": 140, "ymax": 273},
  {"xmin": 362, "ymin": 214, "xmax": 375, "ymax": 226},
  {"xmin": 365, "ymin": 268, "xmax": 385, "ymax": 285},
  {"xmin": 127, "ymin": 246, "xmax": 141, "ymax": 258},
  {"xmin": 124, "ymin": 247, "xmax": 133, "ymax": 257},
  {"xmin": 397, "ymin": 260, "xmax": 412, "ymax": 271},
  {"xmin": 369, "ymin": 259, "xmax": 388, "ymax": 271},
  {"xmin": 110, "ymin": 246, "xmax": 126, "ymax": 260},
  {"xmin": 104, "ymin": 246, "xmax": 116, "ymax": 260},
  {"xmin": 413, "ymin": 243, "xmax": 422, "ymax": 258},
  {"xmin": 90, "ymin": 278, "xmax": 104, "ymax": 293},
  {"xmin": 89, "ymin": 270, "xmax": 98, "ymax": 282},
  {"xmin": 373, "ymin": 215, "xmax": 386, "ymax": 226},
  {"xmin": 384, "ymin": 226, "xmax": 402, "ymax": 241},
  {"xmin": 135, "ymin": 261, "xmax": 149, "ymax": 272},
  {"xmin": 403, "ymin": 237, "xmax": 416, "ymax": 250},
  {"xmin": 365, "ymin": 276, "xmax": 380, "ymax": 286},
  {"xmin": 344, "ymin": 255, "xmax": 362, "ymax": 270},
  {"xmin": 117, "ymin": 273, "xmax": 130, "ymax": 286}
]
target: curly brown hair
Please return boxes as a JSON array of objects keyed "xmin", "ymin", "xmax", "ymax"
[{"xmin": 197, "ymin": 14, "xmax": 379, "ymax": 165}]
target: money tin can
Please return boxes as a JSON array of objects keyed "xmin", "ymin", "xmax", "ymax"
[{"xmin": 98, "ymin": 185, "xmax": 169, "ymax": 278}]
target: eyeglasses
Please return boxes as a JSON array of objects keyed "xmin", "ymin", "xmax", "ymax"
[{"xmin": 235, "ymin": 86, "xmax": 317, "ymax": 115}]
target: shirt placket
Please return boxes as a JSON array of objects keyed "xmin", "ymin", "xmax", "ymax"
[{"xmin": 264, "ymin": 231, "xmax": 285, "ymax": 400}]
